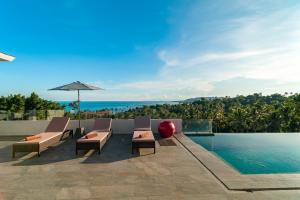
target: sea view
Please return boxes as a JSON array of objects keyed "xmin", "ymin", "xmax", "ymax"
[
  {"xmin": 2, "ymin": 0, "xmax": 300, "ymax": 199},
  {"xmin": 58, "ymin": 101, "xmax": 178, "ymax": 113}
]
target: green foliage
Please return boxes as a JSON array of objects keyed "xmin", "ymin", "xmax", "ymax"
[
  {"xmin": 4, "ymin": 94, "xmax": 25, "ymax": 112},
  {"xmin": 0, "ymin": 92, "xmax": 63, "ymax": 113},
  {"xmin": 114, "ymin": 93, "xmax": 300, "ymax": 133}
]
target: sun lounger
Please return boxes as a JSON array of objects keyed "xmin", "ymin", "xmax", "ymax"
[
  {"xmin": 132, "ymin": 116, "xmax": 155, "ymax": 154},
  {"xmin": 76, "ymin": 118, "xmax": 112, "ymax": 155},
  {"xmin": 12, "ymin": 117, "xmax": 71, "ymax": 158}
]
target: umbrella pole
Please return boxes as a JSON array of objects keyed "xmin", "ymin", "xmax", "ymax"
[{"xmin": 78, "ymin": 89, "xmax": 81, "ymax": 128}]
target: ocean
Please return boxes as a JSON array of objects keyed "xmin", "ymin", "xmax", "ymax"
[{"xmin": 58, "ymin": 101, "xmax": 178, "ymax": 113}]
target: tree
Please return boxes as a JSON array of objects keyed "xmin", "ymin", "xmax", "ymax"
[
  {"xmin": 6, "ymin": 94, "xmax": 25, "ymax": 113},
  {"xmin": 114, "ymin": 93, "xmax": 300, "ymax": 133},
  {"xmin": 0, "ymin": 93, "xmax": 63, "ymax": 114},
  {"xmin": 25, "ymin": 92, "xmax": 42, "ymax": 110}
]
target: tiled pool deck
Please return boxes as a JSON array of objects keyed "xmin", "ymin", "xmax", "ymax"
[{"xmin": 1, "ymin": 134, "xmax": 300, "ymax": 199}]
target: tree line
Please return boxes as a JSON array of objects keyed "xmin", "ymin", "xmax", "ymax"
[
  {"xmin": 0, "ymin": 92, "xmax": 63, "ymax": 113},
  {"xmin": 114, "ymin": 93, "xmax": 300, "ymax": 133},
  {"xmin": 2, "ymin": 92, "xmax": 300, "ymax": 132}
]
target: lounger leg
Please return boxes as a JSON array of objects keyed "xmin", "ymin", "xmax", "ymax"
[
  {"xmin": 12, "ymin": 150, "xmax": 15, "ymax": 158},
  {"xmin": 98, "ymin": 149, "xmax": 101, "ymax": 155},
  {"xmin": 37, "ymin": 152, "xmax": 40, "ymax": 157}
]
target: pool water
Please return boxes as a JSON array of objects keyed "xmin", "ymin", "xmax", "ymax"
[{"xmin": 188, "ymin": 133, "xmax": 300, "ymax": 174}]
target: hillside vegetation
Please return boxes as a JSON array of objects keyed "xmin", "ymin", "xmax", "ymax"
[
  {"xmin": 114, "ymin": 93, "xmax": 300, "ymax": 133},
  {"xmin": 0, "ymin": 92, "xmax": 63, "ymax": 112}
]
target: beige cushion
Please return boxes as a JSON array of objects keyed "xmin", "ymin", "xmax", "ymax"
[
  {"xmin": 17, "ymin": 132, "xmax": 62, "ymax": 144},
  {"xmin": 132, "ymin": 131, "xmax": 154, "ymax": 142},
  {"xmin": 77, "ymin": 131, "xmax": 109, "ymax": 143}
]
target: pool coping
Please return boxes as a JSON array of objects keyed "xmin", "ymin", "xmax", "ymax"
[{"xmin": 174, "ymin": 133, "xmax": 300, "ymax": 192}]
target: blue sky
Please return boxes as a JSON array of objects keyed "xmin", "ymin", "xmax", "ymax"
[{"xmin": 1, "ymin": 0, "xmax": 300, "ymax": 101}]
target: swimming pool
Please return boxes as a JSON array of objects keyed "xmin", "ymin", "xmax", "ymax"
[{"xmin": 188, "ymin": 133, "xmax": 300, "ymax": 174}]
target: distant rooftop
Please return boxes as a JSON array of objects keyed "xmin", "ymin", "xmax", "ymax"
[{"xmin": 0, "ymin": 52, "xmax": 15, "ymax": 61}]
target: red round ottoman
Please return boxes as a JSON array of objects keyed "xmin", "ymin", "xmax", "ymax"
[{"xmin": 158, "ymin": 121, "xmax": 176, "ymax": 138}]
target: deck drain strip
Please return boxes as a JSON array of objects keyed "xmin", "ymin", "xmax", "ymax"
[{"xmin": 173, "ymin": 134, "xmax": 300, "ymax": 192}]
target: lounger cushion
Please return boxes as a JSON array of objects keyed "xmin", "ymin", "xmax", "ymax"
[
  {"xmin": 78, "ymin": 131, "xmax": 109, "ymax": 143},
  {"xmin": 85, "ymin": 133, "xmax": 98, "ymax": 139},
  {"xmin": 133, "ymin": 131, "xmax": 154, "ymax": 142},
  {"xmin": 92, "ymin": 118, "xmax": 112, "ymax": 132},
  {"xmin": 134, "ymin": 132, "xmax": 150, "ymax": 139},
  {"xmin": 17, "ymin": 132, "xmax": 63, "ymax": 144}
]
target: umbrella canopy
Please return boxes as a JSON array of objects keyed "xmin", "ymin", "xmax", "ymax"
[
  {"xmin": 49, "ymin": 81, "xmax": 103, "ymax": 128},
  {"xmin": 49, "ymin": 81, "xmax": 102, "ymax": 91},
  {"xmin": 0, "ymin": 52, "xmax": 15, "ymax": 61}
]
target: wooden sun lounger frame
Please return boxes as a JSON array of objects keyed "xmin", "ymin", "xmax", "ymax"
[
  {"xmin": 75, "ymin": 118, "xmax": 113, "ymax": 155},
  {"xmin": 12, "ymin": 129, "xmax": 72, "ymax": 158},
  {"xmin": 75, "ymin": 130, "xmax": 112, "ymax": 155},
  {"xmin": 12, "ymin": 117, "xmax": 71, "ymax": 158},
  {"xmin": 132, "ymin": 116, "xmax": 156, "ymax": 154},
  {"xmin": 132, "ymin": 139, "xmax": 156, "ymax": 154}
]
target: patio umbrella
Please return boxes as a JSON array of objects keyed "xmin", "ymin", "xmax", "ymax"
[
  {"xmin": 0, "ymin": 52, "xmax": 15, "ymax": 61},
  {"xmin": 49, "ymin": 81, "xmax": 103, "ymax": 128}
]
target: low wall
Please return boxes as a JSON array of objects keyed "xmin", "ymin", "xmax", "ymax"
[{"xmin": 0, "ymin": 119, "xmax": 182, "ymax": 136}]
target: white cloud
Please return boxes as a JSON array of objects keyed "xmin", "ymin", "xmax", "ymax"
[
  {"xmin": 120, "ymin": 79, "xmax": 212, "ymax": 91},
  {"xmin": 159, "ymin": 48, "xmax": 278, "ymax": 69},
  {"xmin": 110, "ymin": 78, "xmax": 214, "ymax": 100},
  {"xmin": 149, "ymin": 1, "xmax": 300, "ymax": 99},
  {"xmin": 47, "ymin": 1, "xmax": 300, "ymax": 101}
]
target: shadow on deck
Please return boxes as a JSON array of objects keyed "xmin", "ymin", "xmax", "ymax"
[{"xmin": 0, "ymin": 135, "xmax": 142, "ymax": 166}]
